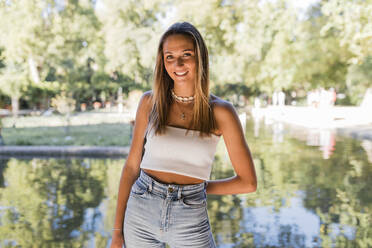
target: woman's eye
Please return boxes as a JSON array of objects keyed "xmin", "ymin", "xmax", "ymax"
[
  {"xmin": 166, "ymin": 55, "xmax": 173, "ymax": 59},
  {"xmin": 183, "ymin": 53, "xmax": 191, "ymax": 57}
]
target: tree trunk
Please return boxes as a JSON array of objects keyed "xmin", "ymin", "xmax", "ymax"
[
  {"xmin": 0, "ymin": 118, "xmax": 3, "ymax": 145},
  {"xmin": 64, "ymin": 112, "xmax": 70, "ymax": 135},
  {"xmin": 28, "ymin": 56, "xmax": 40, "ymax": 84},
  {"xmin": 11, "ymin": 96, "xmax": 19, "ymax": 117}
]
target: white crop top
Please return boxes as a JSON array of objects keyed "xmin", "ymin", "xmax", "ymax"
[{"xmin": 140, "ymin": 125, "xmax": 221, "ymax": 180}]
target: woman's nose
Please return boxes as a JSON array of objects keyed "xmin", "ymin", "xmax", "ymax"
[{"xmin": 176, "ymin": 57, "xmax": 184, "ymax": 66}]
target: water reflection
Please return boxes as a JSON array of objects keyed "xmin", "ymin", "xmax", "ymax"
[
  {"xmin": 249, "ymin": 118, "xmax": 372, "ymax": 247},
  {"xmin": 243, "ymin": 195, "xmax": 321, "ymax": 247},
  {"xmin": 0, "ymin": 119, "xmax": 371, "ymax": 247},
  {"xmin": 254, "ymin": 117, "xmax": 337, "ymax": 159},
  {"xmin": 0, "ymin": 158, "xmax": 123, "ymax": 247}
]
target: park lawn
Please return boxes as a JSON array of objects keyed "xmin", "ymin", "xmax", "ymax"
[{"xmin": 2, "ymin": 123, "xmax": 132, "ymax": 146}]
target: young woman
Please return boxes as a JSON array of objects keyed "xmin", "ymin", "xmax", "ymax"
[{"xmin": 110, "ymin": 22, "xmax": 257, "ymax": 248}]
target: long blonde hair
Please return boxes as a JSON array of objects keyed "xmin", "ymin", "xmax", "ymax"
[{"xmin": 149, "ymin": 22, "xmax": 216, "ymax": 137}]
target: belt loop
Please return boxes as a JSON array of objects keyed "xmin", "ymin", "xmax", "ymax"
[
  {"xmin": 148, "ymin": 180, "xmax": 153, "ymax": 192},
  {"xmin": 177, "ymin": 187, "xmax": 182, "ymax": 200}
]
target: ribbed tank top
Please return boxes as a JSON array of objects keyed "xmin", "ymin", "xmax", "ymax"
[{"xmin": 140, "ymin": 125, "xmax": 221, "ymax": 180}]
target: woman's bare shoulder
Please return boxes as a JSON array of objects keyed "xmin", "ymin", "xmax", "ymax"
[
  {"xmin": 210, "ymin": 93, "xmax": 234, "ymax": 114},
  {"xmin": 142, "ymin": 90, "xmax": 153, "ymax": 102},
  {"xmin": 139, "ymin": 90, "xmax": 153, "ymax": 111},
  {"xmin": 132, "ymin": 90, "xmax": 153, "ymax": 125},
  {"xmin": 209, "ymin": 94, "xmax": 238, "ymax": 134}
]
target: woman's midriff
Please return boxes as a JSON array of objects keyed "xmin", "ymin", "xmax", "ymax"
[{"xmin": 142, "ymin": 169, "xmax": 205, "ymax": 185}]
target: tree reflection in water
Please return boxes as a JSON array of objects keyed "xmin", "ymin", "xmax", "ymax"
[
  {"xmin": 0, "ymin": 119, "xmax": 371, "ymax": 247},
  {"xmin": 0, "ymin": 158, "xmax": 120, "ymax": 247}
]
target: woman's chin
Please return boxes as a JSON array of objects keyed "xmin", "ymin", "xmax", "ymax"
[{"xmin": 173, "ymin": 77, "xmax": 195, "ymax": 84}]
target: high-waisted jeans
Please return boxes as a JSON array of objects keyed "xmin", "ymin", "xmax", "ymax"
[{"xmin": 123, "ymin": 169, "xmax": 216, "ymax": 248}]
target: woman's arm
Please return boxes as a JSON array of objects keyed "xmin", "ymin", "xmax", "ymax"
[
  {"xmin": 111, "ymin": 91, "xmax": 152, "ymax": 239},
  {"xmin": 206, "ymin": 100, "xmax": 257, "ymax": 195}
]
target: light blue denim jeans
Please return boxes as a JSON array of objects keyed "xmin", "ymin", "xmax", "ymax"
[{"xmin": 123, "ymin": 169, "xmax": 216, "ymax": 248}]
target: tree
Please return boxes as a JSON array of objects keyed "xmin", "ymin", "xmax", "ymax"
[
  {"xmin": 51, "ymin": 91, "xmax": 76, "ymax": 134},
  {"xmin": 42, "ymin": 0, "xmax": 104, "ymax": 106},
  {"xmin": 321, "ymin": 0, "xmax": 372, "ymax": 65},
  {"xmin": 1, "ymin": 0, "xmax": 370, "ymax": 109},
  {"xmin": 0, "ymin": 0, "xmax": 48, "ymax": 115},
  {"xmin": 345, "ymin": 56, "xmax": 372, "ymax": 104},
  {"xmin": 319, "ymin": 0, "xmax": 372, "ymax": 103},
  {"xmin": 97, "ymin": 0, "xmax": 169, "ymax": 96}
]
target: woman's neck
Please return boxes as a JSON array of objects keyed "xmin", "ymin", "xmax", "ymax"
[{"xmin": 173, "ymin": 84, "xmax": 195, "ymax": 98}]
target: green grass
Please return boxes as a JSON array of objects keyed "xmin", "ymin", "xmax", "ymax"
[
  {"xmin": 2, "ymin": 123, "xmax": 132, "ymax": 146},
  {"xmin": 1, "ymin": 112, "xmax": 133, "ymax": 128}
]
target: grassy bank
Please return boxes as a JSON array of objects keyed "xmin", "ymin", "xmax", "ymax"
[
  {"xmin": 1, "ymin": 111, "xmax": 133, "ymax": 128},
  {"xmin": 2, "ymin": 123, "xmax": 132, "ymax": 146}
]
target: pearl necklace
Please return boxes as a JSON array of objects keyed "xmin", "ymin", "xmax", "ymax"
[{"xmin": 171, "ymin": 89, "xmax": 195, "ymax": 103}]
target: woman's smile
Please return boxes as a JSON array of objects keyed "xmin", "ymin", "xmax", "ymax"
[
  {"xmin": 174, "ymin": 71, "xmax": 188, "ymax": 76},
  {"xmin": 163, "ymin": 34, "xmax": 196, "ymax": 85}
]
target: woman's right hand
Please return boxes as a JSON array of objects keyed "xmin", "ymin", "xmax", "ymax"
[{"xmin": 110, "ymin": 230, "xmax": 124, "ymax": 248}]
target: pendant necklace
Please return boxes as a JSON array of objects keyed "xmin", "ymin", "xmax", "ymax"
[
  {"xmin": 171, "ymin": 89, "xmax": 194, "ymax": 121},
  {"xmin": 173, "ymin": 100, "xmax": 187, "ymax": 120}
]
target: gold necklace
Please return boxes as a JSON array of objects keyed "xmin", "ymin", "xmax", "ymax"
[
  {"xmin": 174, "ymin": 101, "xmax": 192, "ymax": 121},
  {"xmin": 174, "ymin": 101, "xmax": 186, "ymax": 120}
]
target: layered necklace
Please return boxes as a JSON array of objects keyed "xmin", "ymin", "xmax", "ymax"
[{"xmin": 171, "ymin": 89, "xmax": 195, "ymax": 121}]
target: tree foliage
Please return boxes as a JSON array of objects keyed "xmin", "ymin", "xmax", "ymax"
[{"xmin": 0, "ymin": 0, "xmax": 371, "ymax": 110}]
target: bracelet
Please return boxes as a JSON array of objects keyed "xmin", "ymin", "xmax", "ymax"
[{"xmin": 112, "ymin": 228, "xmax": 122, "ymax": 231}]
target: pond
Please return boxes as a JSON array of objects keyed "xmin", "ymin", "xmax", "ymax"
[{"xmin": 0, "ymin": 118, "xmax": 371, "ymax": 247}]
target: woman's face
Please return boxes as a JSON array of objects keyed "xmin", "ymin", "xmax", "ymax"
[{"xmin": 163, "ymin": 34, "xmax": 196, "ymax": 86}]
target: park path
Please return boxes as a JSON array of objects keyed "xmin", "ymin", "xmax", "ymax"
[{"xmin": 251, "ymin": 106, "xmax": 372, "ymax": 141}]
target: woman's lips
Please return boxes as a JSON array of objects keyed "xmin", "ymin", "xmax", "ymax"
[{"xmin": 174, "ymin": 71, "xmax": 188, "ymax": 77}]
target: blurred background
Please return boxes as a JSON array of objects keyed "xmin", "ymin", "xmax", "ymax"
[{"xmin": 0, "ymin": 0, "xmax": 371, "ymax": 247}]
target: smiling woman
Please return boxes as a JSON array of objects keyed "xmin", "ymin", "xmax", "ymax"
[
  {"xmin": 110, "ymin": 22, "xmax": 257, "ymax": 248},
  {"xmin": 163, "ymin": 34, "xmax": 196, "ymax": 86}
]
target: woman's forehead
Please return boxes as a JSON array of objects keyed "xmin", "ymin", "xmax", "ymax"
[{"xmin": 163, "ymin": 34, "xmax": 195, "ymax": 53}]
